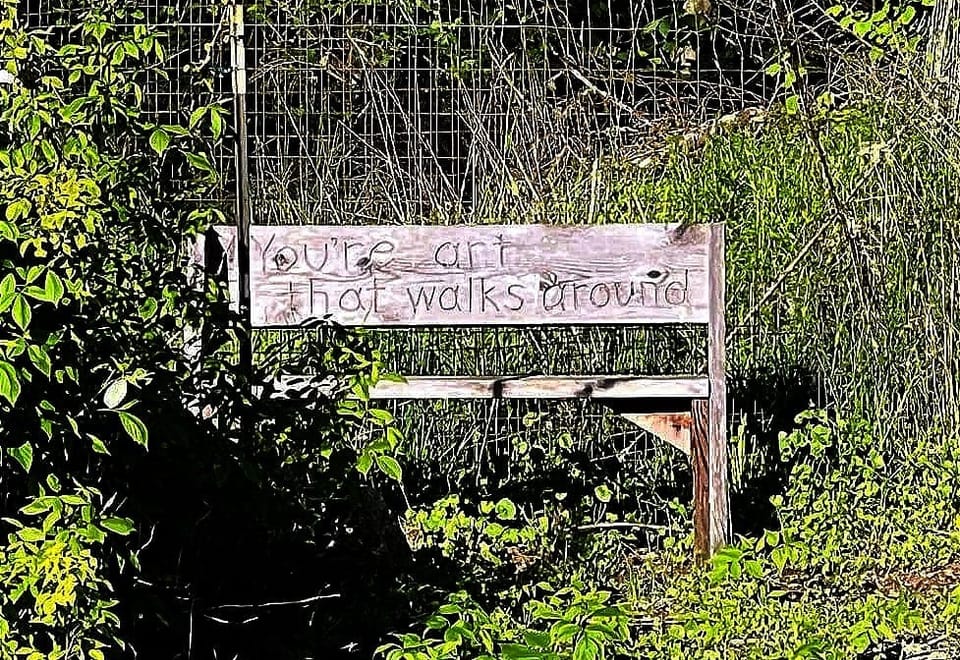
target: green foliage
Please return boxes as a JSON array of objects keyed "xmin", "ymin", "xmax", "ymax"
[
  {"xmin": 383, "ymin": 85, "xmax": 960, "ymax": 656},
  {"xmin": 376, "ymin": 583, "xmax": 631, "ymax": 660},
  {"xmin": 824, "ymin": 0, "xmax": 933, "ymax": 59},
  {"xmin": 0, "ymin": 0, "xmax": 225, "ymax": 652},
  {"xmin": 0, "ymin": 485, "xmax": 132, "ymax": 658}
]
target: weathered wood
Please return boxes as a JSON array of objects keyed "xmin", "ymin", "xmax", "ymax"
[
  {"xmin": 197, "ymin": 222, "xmax": 731, "ymax": 558},
  {"xmin": 619, "ymin": 412, "xmax": 691, "ymax": 454},
  {"xmin": 707, "ymin": 224, "xmax": 731, "ymax": 553},
  {"xmin": 690, "ymin": 399, "xmax": 710, "ymax": 560},
  {"xmin": 274, "ymin": 375, "xmax": 710, "ymax": 400},
  {"xmin": 242, "ymin": 224, "xmax": 709, "ymax": 327}
]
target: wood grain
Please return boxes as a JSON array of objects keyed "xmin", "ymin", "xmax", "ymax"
[
  {"xmin": 273, "ymin": 375, "xmax": 710, "ymax": 400},
  {"xmin": 241, "ymin": 224, "xmax": 710, "ymax": 327},
  {"xmin": 707, "ymin": 224, "xmax": 731, "ymax": 553},
  {"xmin": 691, "ymin": 398, "xmax": 710, "ymax": 560},
  {"xmin": 620, "ymin": 412, "xmax": 692, "ymax": 454}
]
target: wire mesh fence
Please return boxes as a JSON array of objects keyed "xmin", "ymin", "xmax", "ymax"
[{"xmin": 24, "ymin": 0, "xmax": 833, "ymax": 509}]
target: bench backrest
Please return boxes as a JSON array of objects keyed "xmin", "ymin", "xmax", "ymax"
[{"xmin": 199, "ymin": 223, "xmax": 720, "ymax": 329}]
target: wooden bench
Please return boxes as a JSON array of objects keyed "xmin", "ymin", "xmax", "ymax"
[{"xmin": 196, "ymin": 223, "xmax": 731, "ymax": 557}]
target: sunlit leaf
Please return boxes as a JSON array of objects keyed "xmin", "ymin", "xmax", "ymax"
[{"xmin": 7, "ymin": 441, "xmax": 32, "ymax": 473}]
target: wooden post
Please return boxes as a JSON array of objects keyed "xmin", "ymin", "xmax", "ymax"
[
  {"xmin": 706, "ymin": 223, "xmax": 731, "ymax": 553},
  {"xmin": 690, "ymin": 398, "xmax": 710, "ymax": 559},
  {"xmin": 229, "ymin": 2, "xmax": 253, "ymax": 381}
]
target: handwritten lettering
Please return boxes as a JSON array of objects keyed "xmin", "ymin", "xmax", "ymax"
[{"xmin": 245, "ymin": 227, "xmax": 707, "ymax": 326}]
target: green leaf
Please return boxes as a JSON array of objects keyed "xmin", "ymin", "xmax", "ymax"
[
  {"xmin": 368, "ymin": 408, "xmax": 394, "ymax": 424},
  {"xmin": 376, "ymin": 455, "xmax": 402, "ymax": 482},
  {"xmin": 90, "ymin": 434, "xmax": 110, "ymax": 455},
  {"xmin": 149, "ymin": 128, "xmax": 170, "ymax": 155},
  {"xmin": 11, "ymin": 294, "xmax": 31, "ymax": 330},
  {"xmin": 7, "ymin": 441, "xmax": 33, "ymax": 473},
  {"xmin": 495, "ymin": 498, "xmax": 517, "ymax": 520},
  {"xmin": 138, "ymin": 297, "xmax": 158, "ymax": 319},
  {"xmin": 501, "ymin": 644, "xmax": 541, "ymax": 660},
  {"xmin": 357, "ymin": 452, "xmax": 373, "ymax": 475},
  {"xmin": 572, "ymin": 637, "xmax": 598, "ymax": 660},
  {"xmin": 899, "ymin": 5, "xmax": 916, "ymax": 23},
  {"xmin": 210, "ymin": 108, "xmax": 223, "ymax": 139},
  {"xmin": 27, "ymin": 345, "xmax": 51, "ymax": 377},
  {"xmin": 5, "ymin": 198, "xmax": 30, "ymax": 221},
  {"xmin": 101, "ymin": 516, "xmax": 135, "ymax": 535},
  {"xmin": 185, "ymin": 151, "xmax": 216, "ymax": 176},
  {"xmin": 17, "ymin": 527, "xmax": 45, "ymax": 543},
  {"xmin": 0, "ymin": 360, "xmax": 21, "ymax": 405},
  {"xmin": 189, "ymin": 105, "xmax": 207, "ymax": 129},
  {"xmin": 118, "ymin": 411, "xmax": 149, "ymax": 448},
  {"xmin": 43, "ymin": 270, "xmax": 64, "ymax": 303},
  {"xmin": 103, "ymin": 379, "xmax": 127, "ymax": 409},
  {"xmin": 594, "ymin": 484, "xmax": 612, "ymax": 503}
]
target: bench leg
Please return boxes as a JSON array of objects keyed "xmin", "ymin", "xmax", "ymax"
[
  {"xmin": 691, "ymin": 398, "xmax": 711, "ymax": 559},
  {"xmin": 691, "ymin": 397, "xmax": 731, "ymax": 559}
]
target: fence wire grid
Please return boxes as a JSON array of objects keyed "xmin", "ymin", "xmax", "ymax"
[{"xmin": 22, "ymin": 0, "xmax": 838, "ymax": 525}]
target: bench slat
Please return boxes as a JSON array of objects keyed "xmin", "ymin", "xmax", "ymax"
[{"xmin": 361, "ymin": 375, "xmax": 709, "ymax": 399}]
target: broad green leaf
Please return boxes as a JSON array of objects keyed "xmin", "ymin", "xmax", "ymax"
[
  {"xmin": 118, "ymin": 410, "xmax": 149, "ymax": 448},
  {"xmin": 139, "ymin": 297, "xmax": 158, "ymax": 319},
  {"xmin": 357, "ymin": 452, "xmax": 373, "ymax": 475},
  {"xmin": 5, "ymin": 198, "xmax": 29, "ymax": 221},
  {"xmin": 376, "ymin": 455, "xmax": 402, "ymax": 482},
  {"xmin": 185, "ymin": 151, "xmax": 216, "ymax": 176},
  {"xmin": 20, "ymin": 497, "xmax": 52, "ymax": 515},
  {"xmin": 8, "ymin": 441, "xmax": 33, "ymax": 473},
  {"xmin": 149, "ymin": 128, "xmax": 170, "ymax": 155},
  {"xmin": 17, "ymin": 526, "xmax": 45, "ymax": 543},
  {"xmin": 103, "ymin": 379, "xmax": 127, "ymax": 409},
  {"xmin": 501, "ymin": 644, "xmax": 540, "ymax": 660},
  {"xmin": 594, "ymin": 484, "xmax": 612, "ymax": 503},
  {"xmin": 43, "ymin": 270, "xmax": 64, "ymax": 303},
  {"xmin": 188, "ymin": 105, "xmax": 207, "ymax": 129},
  {"xmin": 101, "ymin": 516, "xmax": 135, "ymax": 535},
  {"xmin": 27, "ymin": 345, "xmax": 51, "ymax": 377},
  {"xmin": 495, "ymin": 498, "xmax": 517, "ymax": 520},
  {"xmin": 0, "ymin": 273, "xmax": 15, "ymax": 296},
  {"xmin": 572, "ymin": 637, "xmax": 598, "ymax": 660},
  {"xmin": 90, "ymin": 434, "xmax": 110, "ymax": 455},
  {"xmin": 0, "ymin": 360, "xmax": 20, "ymax": 405},
  {"xmin": 368, "ymin": 408, "xmax": 394, "ymax": 424},
  {"xmin": 162, "ymin": 123, "xmax": 190, "ymax": 136},
  {"xmin": 210, "ymin": 108, "xmax": 223, "ymax": 139},
  {"xmin": 11, "ymin": 294, "xmax": 31, "ymax": 330}
]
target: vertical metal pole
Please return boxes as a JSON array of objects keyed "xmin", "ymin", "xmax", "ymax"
[{"xmin": 229, "ymin": 2, "xmax": 253, "ymax": 382}]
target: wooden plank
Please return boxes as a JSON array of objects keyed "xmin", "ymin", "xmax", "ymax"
[
  {"xmin": 273, "ymin": 375, "xmax": 709, "ymax": 400},
  {"xmin": 619, "ymin": 412, "xmax": 691, "ymax": 454},
  {"xmin": 691, "ymin": 399, "xmax": 710, "ymax": 560},
  {"xmin": 244, "ymin": 224, "xmax": 710, "ymax": 327},
  {"xmin": 707, "ymin": 224, "xmax": 731, "ymax": 553}
]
